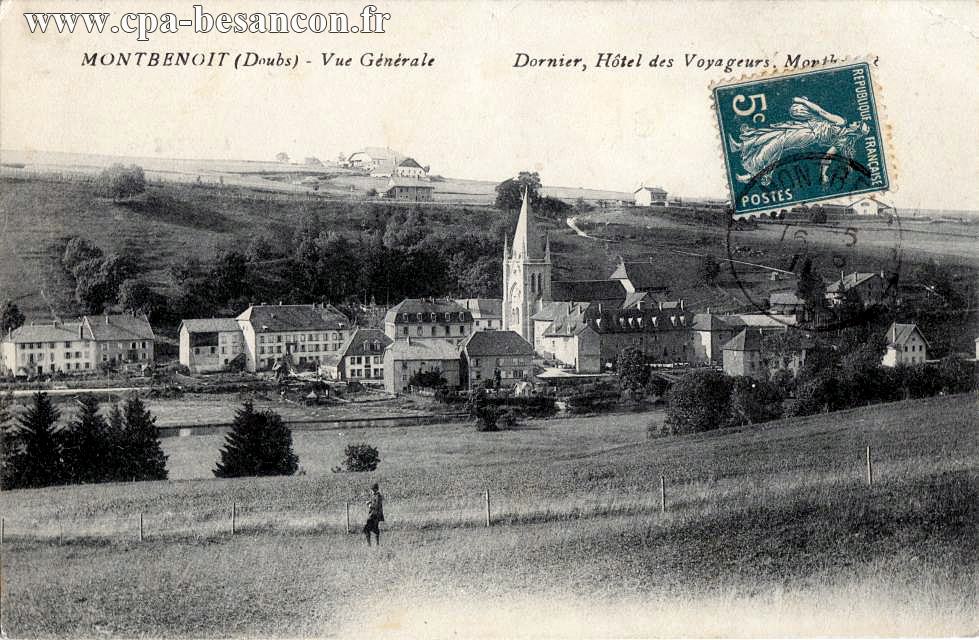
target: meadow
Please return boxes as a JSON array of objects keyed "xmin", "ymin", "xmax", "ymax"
[{"xmin": 1, "ymin": 394, "xmax": 976, "ymax": 636}]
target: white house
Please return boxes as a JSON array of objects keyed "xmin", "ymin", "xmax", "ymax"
[
  {"xmin": 634, "ymin": 185, "xmax": 668, "ymax": 207},
  {"xmin": 882, "ymin": 322, "xmax": 928, "ymax": 367},
  {"xmin": 178, "ymin": 318, "xmax": 245, "ymax": 373},
  {"xmin": 393, "ymin": 157, "xmax": 428, "ymax": 179},
  {"xmin": 347, "ymin": 147, "xmax": 403, "ymax": 177},
  {"xmin": 850, "ymin": 196, "xmax": 895, "ymax": 218}
]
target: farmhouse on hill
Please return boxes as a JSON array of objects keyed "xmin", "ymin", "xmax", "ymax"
[
  {"xmin": 633, "ymin": 184, "xmax": 668, "ymax": 207},
  {"xmin": 347, "ymin": 147, "xmax": 403, "ymax": 176},
  {"xmin": 393, "ymin": 157, "xmax": 429, "ymax": 179},
  {"xmin": 384, "ymin": 177, "xmax": 435, "ymax": 201}
]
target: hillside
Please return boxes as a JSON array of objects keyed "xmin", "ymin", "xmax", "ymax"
[{"xmin": 0, "ymin": 394, "xmax": 975, "ymax": 636}]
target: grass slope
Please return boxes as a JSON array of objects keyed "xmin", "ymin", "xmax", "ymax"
[{"xmin": 1, "ymin": 394, "xmax": 976, "ymax": 636}]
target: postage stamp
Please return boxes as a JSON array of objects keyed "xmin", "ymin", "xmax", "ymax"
[{"xmin": 714, "ymin": 62, "xmax": 889, "ymax": 215}]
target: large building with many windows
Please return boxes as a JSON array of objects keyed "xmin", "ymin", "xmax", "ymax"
[
  {"xmin": 236, "ymin": 303, "xmax": 352, "ymax": 372},
  {"xmin": 383, "ymin": 298, "xmax": 474, "ymax": 347},
  {"xmin": 337, "ymin": 328, "xmax": 392, "ymax": 382},
  {"xmin": 1, "ymin": 313, "xmax": 155, "ymax": 377}
]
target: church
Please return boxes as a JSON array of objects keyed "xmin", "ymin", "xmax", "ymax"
[{"xmin": 502, "ymin": 191, "xmax": 696, "ymax": 372}]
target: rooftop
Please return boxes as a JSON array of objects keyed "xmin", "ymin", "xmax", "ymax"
[
  {"xmin": 180, "ymin": 318, "xmax": 241, "ymax": 333},
  {"xmin": 552, "ymin": 279, "xmax": 627, "ymax": 306},
  {"xmin": 722, "ymin": 328, "xmax": 766, "ymax": 352},
  {"xmin": 462, "ymin": 330, "xmax": 534, "ymax": 357},
  {"xmin": 83, "ymin": 313, "xmax": 155, "ymax": 341},
  {"xmin": 237, "ymin": 304, "xmax": 349, "ymax": 333},
  {"xmin": 385, "ymin": 299, "xmax": 473, "ymax": 324},
  {"xmin": 386, "ymin": 339, "xmax": 461, "ymax": 360},
  {"xmin": 339, "ymin": 328, "xmax": 393, "ymax": 358}
]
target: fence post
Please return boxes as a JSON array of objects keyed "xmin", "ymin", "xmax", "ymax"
[
  {"xmin": 866, "ymin": 446, "xmax": 873, "ymax": 487},
  {"xmin": 1, "ymin": 517, "xmax": 4, "ymax": 546},
  {"xmin": 231, "ymin": 502, "xmax": 237, "ymax": 535},
  {"xmin": 484, "ymin": 489, "xmax": 491, "ymax": 527},
  {"xmin": 345, "ymin": 501, "xmax": 350, "ymax": 534},
  {"xmin": 660, "ymin": 475, "xmax": 667, "ymax": 513},
  {"xmin": 138, "ymin": 513, "xmax": 143, "ymax": 542}
]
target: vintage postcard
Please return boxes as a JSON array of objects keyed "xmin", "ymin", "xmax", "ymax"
[{"xmin": 0, "ymin": 1, "xmax": 976, "ymax": 638}]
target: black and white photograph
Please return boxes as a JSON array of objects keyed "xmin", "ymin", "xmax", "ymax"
[{"xmin": 0, "ymin": 1, "xmax": 976, "ymax": 637}]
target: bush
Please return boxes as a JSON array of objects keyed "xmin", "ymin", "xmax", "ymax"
[
  {"xmin": 565, "ymin": 390, "xmax": 620, "ymax": 415},
  {"xmin": 341, "ymin": 443, "xmax": 380, "ymax": 472},
  {"xmin": 497, "ymin": 409, "xmax": 519, "ymax": 429},
  {"xmin": 728, "ymin": 377, "xmax": 784, "ymax": 426},
  {"xmin": 409, "ymin": 369, "xmax": 447, "ymax": 389},
  {"xmin": 98, "ymin": 163, "xmax": 146, "ymax": 200},
  {"xmin": 665, "ymin": 369, "xmax": 733, "ymax": 434},
  {"xmin": 467, "ymin": 389, "xmax": 499, "ymax": 431}
]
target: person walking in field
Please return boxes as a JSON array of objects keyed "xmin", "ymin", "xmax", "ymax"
[{"xmin": 363, "ymin": 483, "xmax": 384, "ymax": 546}]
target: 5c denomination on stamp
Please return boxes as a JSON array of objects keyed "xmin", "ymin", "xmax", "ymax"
[{"xmin": 713, "ymin": 62, "xmax": 889, "ymax": 215}]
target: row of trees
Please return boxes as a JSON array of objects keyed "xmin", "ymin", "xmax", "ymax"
[
  {"xmin": 150, "ymin": 204, "xmax": 513, "ymax": 324},
  {"xmin": 657, "ymin": 330, "xmax": 976, "ymax": 436},
  {"xmin": 0, "ymin": 392, "xmax": 167, "ymax": 489}
]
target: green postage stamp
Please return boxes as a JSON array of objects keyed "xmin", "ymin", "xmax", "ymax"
[{"xmin": 714, "ymin": 62, "xmax": 889, "ymax": 215}]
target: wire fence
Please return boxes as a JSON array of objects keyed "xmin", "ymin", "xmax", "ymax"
[{"xmin": 0, "ymin": 447, "xmax": 882, "ymax": 546}]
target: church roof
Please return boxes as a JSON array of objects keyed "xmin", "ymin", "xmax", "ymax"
[
  {"xmin": 511, "ymin": 190, "xmax": 545, "ymax": 260},
  {"xmin": 608, "ymin": 260, "xmax": 669, "ymax": 292},
  {"xmin": 551, "ymin": 280, "xmax": 627, "ymax": 306}
]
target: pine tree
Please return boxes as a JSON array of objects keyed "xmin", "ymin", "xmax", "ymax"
[
  {"xmin": 104, "ymin": 402, "xmax": 128, "ymax": 482},
  {"xmin": 6, "ymin": 392, "xmax": 64, "ymax": 489},
  {"xmin": 120, "ymin": 394, "xmax": 168, "ymax": 481},
  {"xmin": 0, "ymin": 391, "xmax": 20, "ymax": 489},
  {"xmin": 213, "ymin": 402, "xmax": 298, "ymax": 478},
  {"xmin": 62, "ymin": 394, "xmax": 111, "ymax": 484}
]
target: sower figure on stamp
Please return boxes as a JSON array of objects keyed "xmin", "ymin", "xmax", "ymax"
[{"xmin": 363, "ymin": 482, "xmax": 384, "ymax": 546}]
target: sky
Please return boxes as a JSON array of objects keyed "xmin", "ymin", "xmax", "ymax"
[{"xmin": 1, "ymin": 0, "xmax": 977, "ymax": 209}]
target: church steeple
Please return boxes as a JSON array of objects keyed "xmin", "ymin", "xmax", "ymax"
[{"xmin": 511, "ymin": 189, "xmax": 543, "ymax": 260}]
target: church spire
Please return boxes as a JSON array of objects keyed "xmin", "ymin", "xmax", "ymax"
[{"xmin": 511, "ymin": 188, "xmax": 543, "ymax": 260}]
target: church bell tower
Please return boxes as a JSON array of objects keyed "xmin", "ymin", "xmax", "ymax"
[{"xmin": 503, "ymin": 190, "xmax": 551, "ymax": 344}]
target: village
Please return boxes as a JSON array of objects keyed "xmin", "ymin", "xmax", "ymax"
[{"xmin": 0, "ymin": 153, "xmax": 972, "ymax": 406}]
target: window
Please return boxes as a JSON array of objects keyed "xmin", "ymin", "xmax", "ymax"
[
  {"xmin": 416, "ymin": 327, "xmax": 423, "ymax": 336},
  {"xmin": 221, "ymin": 347, "xmax": 226, "ymax": 354},
  {"xmin": 85, "ymin": 363, "xmax": 91, "ymax": 369},
  {"xmin": 49, "ymin": 342, "xmax": 55, "ymax": 349},
  {"xmin": 403, "ymin": 327, "xmax": 409, "ymax": 336},
  {"xmin": 209, "ymin": 347, "xmax": 216, "ymax": 355},
  {"xmin": 64, "ymin": 341, "xmax": 71, "ymax": 348},
  {"xmin": 65, "ymin": 352, "xmax": 71, "ymax": 359},
  {"xmin": 75, "ymin": 351, "xmax": 81, "ymax": 358},
  {"xmin": 141, "ymin": 341, "xmax": 147, "ymax": 349},
  {"xmin": 513, "ymin": 369, "xmax": 524, "ymax": 378}
]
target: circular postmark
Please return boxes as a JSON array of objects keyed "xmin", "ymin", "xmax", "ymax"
[{"xmin": 725, "ymin": 152, "xmax": 903, "ymax": 332}]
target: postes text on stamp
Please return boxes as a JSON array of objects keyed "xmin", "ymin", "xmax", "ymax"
[{"xmin": 714, "ymin": 62, "xmax": 889, "ymax": 215}]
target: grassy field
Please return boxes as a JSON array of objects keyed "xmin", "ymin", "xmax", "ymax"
[{"xmin": 1, "ymin": 394, "xmax": 976, "ymax": 636}]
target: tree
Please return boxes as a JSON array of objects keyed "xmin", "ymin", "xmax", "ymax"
[
  {"xmin": 3, "ymin": 392, "xmax": 64, "ymax": 489},
  {"xmin": 304, "ymin": 156, "xmax": 322, "ymax": 166},
  {"xmin": 341, "ymin": 443, "xmax": 380, "ymax": 472},
  {"xmin": 665, "ymin": 369, "xmax": 734, "ymax": 435},
  {"xmin": 494, "ymin": 171, "xmax": 542, "ymax": 211},
  {"xmin": 98, "ymin": 163, "xmax": 146, "ymax": 200},
  {"xmin": 936, "ymin": 356, "xmax": 976, "ymax": 394},
  {"xmin": 1, "ymin": 300, "xmax": 25, "ymax": 334},
  {"xmin": 698, "ymin": 255, "xmax": 721, "ymax": 285},
  {"xmin": 62, "ymin": 237, "xmax": 104, "ymax": 272},
  {"xmin": 728, "ymin": 377, "xmax": 784, "ymax": 426},
  {"xmin": 73, "ymin": 253, "xmax": 134, "ymax": 313},
  {"xmin": 118, "ymin": 279, "xmax": 154, "ymax": 314},
  {"xmin": 119, "ymin": 394, "xmax": 168, "ymax": 481},
  {"xmin": 616, "ymin": 347, "xmax": 649, "ymax": 395},
  {"xmin": 0, "ymin": 391, "xmax": 18, "ymax": 488},
  {"xmin": 796, "ymin": 258, "xmax": 827, "ymax": 322},
  {"xmin": 62, "ymin": 394, "xmax": 113, "ymax": 484},
  {"xmin": 213, "ymin": 402, "xmax": 299, "ymax": 478},
  {"xmin": 275, "ymin": 152, "xmax": 290, "ymax": 163}
]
